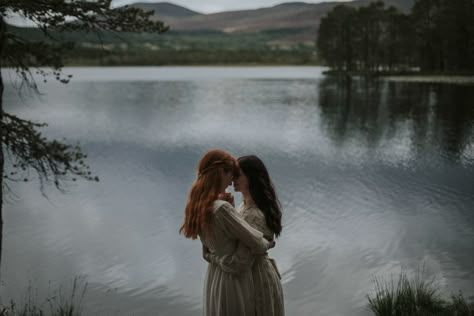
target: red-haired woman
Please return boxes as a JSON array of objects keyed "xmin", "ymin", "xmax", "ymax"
[{"xmin": 180, "ymin": 149, "xmax": 273, "ymax": 316}]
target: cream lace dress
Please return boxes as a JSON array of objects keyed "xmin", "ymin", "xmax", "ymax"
[
  {"xmin": 204, "ymin": 201, "xmax": 285, "ymax": 316},
  {"xmin": 200, "ymin": 200, "xmax": 272, "ymax": 316}
]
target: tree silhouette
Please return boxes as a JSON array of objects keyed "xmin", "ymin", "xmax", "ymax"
[
  {"xmin": 317, "ymin": 0, "xmax": 474, "ymax": 74},
  {"xmin": 0, "ymin": 0, "xmax": 168, "ymax": 269}
]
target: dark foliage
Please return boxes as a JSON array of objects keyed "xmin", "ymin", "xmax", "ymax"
[{"xmin": 317, "ymin": 0, "xmax": 474, "ymax": 73}]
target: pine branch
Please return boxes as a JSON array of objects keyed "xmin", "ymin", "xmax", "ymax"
[
  {"xmin": 2, "ymin": 112, "xmax": 99, "ymax": 191},
  {"xmin": 2, "ymin": 0, "xmax": 168, "ymax": 36},
  {"xmin": 1, "ymin": 0, "xmax": 168, "ymax": 87}
]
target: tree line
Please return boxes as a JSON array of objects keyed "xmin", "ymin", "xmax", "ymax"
[
  {"xmin": 61, "ymin": 47, "xmax": 318, "ymax": 66},
  {"xmin": 6, "ymin": 24, "xmax": 318, "ymax": 66},
  {"xmin": 317, "ymin": 0, "xmax": 474, "ymax": 74}
]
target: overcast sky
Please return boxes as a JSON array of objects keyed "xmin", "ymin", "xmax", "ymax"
[{"xmin": 112, "ymin": 0, "xmax": 353, "ymax": 14}]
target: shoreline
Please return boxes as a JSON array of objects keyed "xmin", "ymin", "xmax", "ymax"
[
  {"xmin": 323, "ymin": 70, "xmax": 474, "ymax": 84},
  {"xmin": 381, "ymin": 75, "xmax": 474, "ymax": 84},
  {"xmin": 4, "ymin": 65, "xmax": 474, "ymax": 84}
]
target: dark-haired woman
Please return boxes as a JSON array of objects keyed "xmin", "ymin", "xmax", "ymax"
[
  {"xmin": 180, "ymin": 149, "xmax": 274, "ymax": 316},
  {"xmin": 204, "ymin": 155, "xmax": 284, "ymax": 316}
]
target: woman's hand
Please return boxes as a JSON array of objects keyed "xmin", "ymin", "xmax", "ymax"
[
  {"xmin": 268, "ymin": 240, "xmax": 276, "ymax": 249},
  {"xmin": 202, "ymin": 245, "xmax": 211, "ymax": 262},
  {"xmin": 218, "ymin": 192, "xmax": 235, "ymax": 207}
]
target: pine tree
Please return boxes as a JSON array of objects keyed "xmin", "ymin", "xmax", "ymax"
[{"xmin": 0, "ymin": 0, "xmax": 168, "ymax": 269}]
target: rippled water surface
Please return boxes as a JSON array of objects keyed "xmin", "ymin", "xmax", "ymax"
[{"xmin": 2, "ymin": 67, "xmax": 474, "ymax": 316}]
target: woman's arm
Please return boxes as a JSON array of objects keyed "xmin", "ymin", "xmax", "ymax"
[
  {"xmin": 202, "ymin": 244, "xmax": 211, "ymax": 263},
  {"xmin": 203, "ymin": 243, "xmax": 255, "ymax": 274},
  {"xmin": 215, "ymin": 201, "xmax": 272, "ymax": 254}
]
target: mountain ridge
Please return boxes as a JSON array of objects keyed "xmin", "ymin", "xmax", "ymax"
[
  {"xmin": 131, "ymin": 0, "xmax": 414, "ymax": 30},
  {"xmin": 128, "ymin": 0, "xmax": 413, "ymax": 46},
  {"xmin": 7, "ymin": 0, "xmax": 415, "ymax": 51},
  {"xmin": 129, "ymin": 2, "xmax": 202, "ymax": 18}
]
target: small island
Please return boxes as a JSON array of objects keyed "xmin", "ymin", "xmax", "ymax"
[{"xmin": 317, "ymin": 1, "xmax": 474, "ymax": 82}]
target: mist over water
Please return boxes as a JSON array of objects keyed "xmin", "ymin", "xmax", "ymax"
[{"xmin": 2, "ymin": 67, "xmax": 473, "ymax": 316}]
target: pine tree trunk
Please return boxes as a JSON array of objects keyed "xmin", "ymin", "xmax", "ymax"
[
  {"xmin": 0, "ymin": 14, "xmax": 6, "ymax": 271},
  {"xmin": 0, "ymin": 66, "xmax": 3, "ymax": 273}
]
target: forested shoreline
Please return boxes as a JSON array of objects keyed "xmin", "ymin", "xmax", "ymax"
[
  {"xmin": 6, "ymin": 25, "xmax": 318, "ymax": 66},
  {"xmin": 5, "ymin": 0, "xmax": 474, "ymax": 72},
  {"xmin": 317, "ymin": 0, "xmax": 474, "ymax": 75},
  {"xmin": 62, "ymin": 47, "xmax": 319, "ymax": 66}
]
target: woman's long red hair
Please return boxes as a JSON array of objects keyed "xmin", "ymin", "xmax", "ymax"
[{"xmin": 180, "ymin": 149, "xmax": 238, "ymax": 239}]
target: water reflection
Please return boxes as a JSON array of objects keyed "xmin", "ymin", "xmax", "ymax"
[
  {"xmin": 318, "ymin": 76, "xmax": 474, "ymax": 163},
  {"xmin": 1, "ymin": 67, "xmax": 473, "ymax": 316}
]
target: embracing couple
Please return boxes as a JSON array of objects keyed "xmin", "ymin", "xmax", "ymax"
[{"xmin": 180, "ymin": 149, "xmax": 285, "ymax": 316}]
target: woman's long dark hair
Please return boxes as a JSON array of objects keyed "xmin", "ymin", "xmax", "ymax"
[{"xmin": 238, "ymin": 155, "xmax": 282, "ymax": 237}]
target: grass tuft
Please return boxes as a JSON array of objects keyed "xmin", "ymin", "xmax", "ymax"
[
  {"xmin": 367, "ymin": 270, "xmax": 474, "ymax": 316},
  {"xmin": 0, "ymin": 277, "xmax": 87, "ymax": 316}
]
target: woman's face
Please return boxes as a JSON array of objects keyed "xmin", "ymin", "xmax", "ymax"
[
  {"xmin": 220, "ymin": 167, "xmax": 234, "ymax": 188},
  {"xmin": 233, "ymin": 168, "xmax": 249, "ymax": 194}
]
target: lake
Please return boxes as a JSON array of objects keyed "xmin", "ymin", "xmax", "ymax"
[{"xmin": 1, "ymin": 66, "xmax": 473, "ymax": 316}]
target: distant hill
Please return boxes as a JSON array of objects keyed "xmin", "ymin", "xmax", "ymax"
[
  {"xmin": 8, "ymin": 0, "xmax": 416, "ymax": 55},
  {"xmin": 131, "ymin": 1, "xmax": 415, "ymax": 31},
  {"xmin": 352, "ymin": 0, "xmax": 414, "ymax": 12},
  {"xmin": 130, "ymin": 2, "xmax": 202, "ymax": 19},
  {"xmin": 129, "ymin": 0, "xmax": 415, "ymax": 46}
]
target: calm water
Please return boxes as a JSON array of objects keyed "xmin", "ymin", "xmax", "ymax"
[{"xmin": 1, "ymin": 67, "xmax": 473, "ymax": 316}]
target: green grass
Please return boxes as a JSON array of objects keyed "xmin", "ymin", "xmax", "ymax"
[
  {"xmin": 367, "ymin": 271, "xmax": 474, "ymax": 316},
  {"xmin": 0, "ymin": 277, "xmax": 87, "ymax": 316}
]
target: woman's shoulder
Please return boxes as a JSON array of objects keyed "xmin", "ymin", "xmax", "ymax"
[
  {"xmin": 212, "ymin": 200, "xmax": 234, "ymax": 213},
  {"xmin": 241, "ymin": 202, "xmax": 264, "ymax": 216},
  {"xmin": 242, "ymin": 205, "xmax": 273, "ymax": 238},
  {"xmin": 241, "ymin": 204, "xmax": 265, "ymax": 222},
  {"xmin": 212, "ymin": 200, "xmax": 242, "ymax": 225}
]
